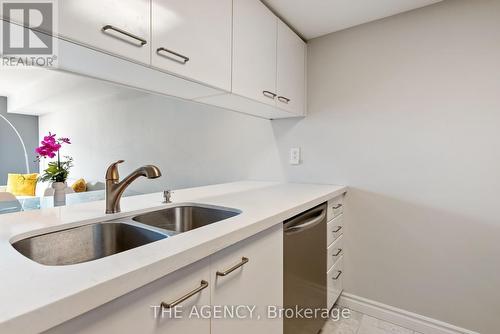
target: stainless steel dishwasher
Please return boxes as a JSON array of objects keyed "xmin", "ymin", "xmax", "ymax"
[{"xmin": 284, "ymin": 203, "xmax": 327, "ymax": 334}]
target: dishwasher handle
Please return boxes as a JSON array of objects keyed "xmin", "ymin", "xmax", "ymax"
[{"xmin": 284, "ymin": 205, "xmax": 326, "ymax": 234}]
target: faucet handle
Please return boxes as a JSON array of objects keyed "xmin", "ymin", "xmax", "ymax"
[{"xmin": 106, "ymin": 160, "xmax": 125, "ymax": 181}]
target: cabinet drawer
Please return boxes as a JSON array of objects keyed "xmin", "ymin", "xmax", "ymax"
[
  {"xmin": 327, "ymin": 214, "xmax": 344, "ymax": 247},
  {"xmin": 327, "ymin": 255, "xmax": 343, "ymax": 310},
  {"xmin": 327, "ymin": 196, "xmax": 344, "ymax": 221},
  {"xmin": 327, "ymin": 235, "xmax": 343, "ymax": 271}
]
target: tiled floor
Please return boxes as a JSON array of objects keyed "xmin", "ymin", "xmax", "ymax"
[{"xmin": 321, "ymin": 306, "xmax": 421, "ymax": 334}]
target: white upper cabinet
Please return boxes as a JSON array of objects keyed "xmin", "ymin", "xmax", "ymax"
[
  {"xmin": 59, "ymin": 0, "xmax": 151, "ymax": 65},
  {"xmin": 151, "ymin": 0, "xmax": 232, "ymax": 91},
  {"xmin": 276, "ymin": 21, "xmax": 306, "ymax": 115},
  {"xmin": 232, "ymin": 0, "xmax": 278, "ymax": 106},
  {"xmin": 25, "ymin": 0, "xmax": 307, "ymax": 119}
]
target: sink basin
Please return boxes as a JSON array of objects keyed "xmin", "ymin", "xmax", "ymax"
[
  {"xmin": 11, "ymin": 204, "xmax": 240, "ymax": 266},
  {"xmin": 132, "ymin": 204, "xmax": 240, "ymax": 233},
  {"xmin": 12, "ymin": 222, "xmax": 167, "ymax": 266}
]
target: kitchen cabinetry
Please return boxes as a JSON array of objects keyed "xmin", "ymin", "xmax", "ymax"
[
  {"xmin": 45, "ymin": 258, "xmax": 211, "ymax": 334},
  {"xmin": 59, "ymin": 0, "xmax": 151, "ymax": 65},
  {"xmin": 45, "ymin": 225, "xmax": 283, "ymax": 334},
  {"xmin": 198, "ymin": 0, "xmax": 306, "ymax": 118},
  {"xmin": 326, "ymin": 195, "xmax": 345, "ymax": 309},
  {"xmin": 327, "ymin": 256, "xmax": 344, "ymax": 309},
  {"xmin": 151, "ymin": 0, "xmax": 232, "ymax": 91},
  {"xmin": 211, "ymin": 224, "xmax": 283, "ymax": 334},
  {"xmin": 276, "ymin": 21, "xmax": 306, "ymax": 115},
  {"xmin": 232, "ymin": 0, "xmax": 278, "ymax": 106},
  {"xmin": 232, "ymin": 0, "xmax": 305, "ymax": 114},
  {"xmin": 3, "ymin": 0, "xmax": 307, "ymax": 119}
]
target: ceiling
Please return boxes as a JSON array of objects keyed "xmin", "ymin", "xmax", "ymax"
[{"xmin": 262, "ymin": 0, "xmax": 443, "ymax": 40}]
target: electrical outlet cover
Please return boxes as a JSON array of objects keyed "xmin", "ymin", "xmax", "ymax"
[{"xmin": 290, "ymin": 147, "xmax": 301, "ymax": 165}]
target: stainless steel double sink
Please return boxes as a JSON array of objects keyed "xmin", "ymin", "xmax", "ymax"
[{"xmin": 11, "ymin": 204, "xmax": 240, "ymax": 266}]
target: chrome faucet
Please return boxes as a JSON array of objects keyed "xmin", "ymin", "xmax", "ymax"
[{"xmin": 105, "ymin": 160, "xmax": 162, "ymax": 214}]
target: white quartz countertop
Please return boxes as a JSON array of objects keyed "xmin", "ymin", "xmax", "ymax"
[{"xmin": 0, "ymin": 181, "xmax": 346, "ymax": 334}]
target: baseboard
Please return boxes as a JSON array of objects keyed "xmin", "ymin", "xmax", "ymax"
[{"xmin": 337, "ymin": 292, "xmax": 479, "ymax": 334}]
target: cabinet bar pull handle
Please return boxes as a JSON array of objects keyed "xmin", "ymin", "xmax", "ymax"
[
  {"xmin": 101, "ymin": 25, "xmax": 147, "ymax": 46},
  {"xmin": 332, "ymin": 204, "xmax": 343, "ymax": 210},
  {"xmin": 160, "ymin": 280, "xmax": 208, "ymax": 309},
  {"xmin": 332, "ymin": 248, "xmax": 342, "ymax": 256},
  {"xmin": 216, "ymin": 257, "xmax": 249, "ymax": 277},
  {"xmin": 332, "ymin": 226, "xmax": 342, "ymax": 233},
  {"xmin": 332, "ymin": 270, "xmax": 342, "ymax": 280},
  {"xmin": 263, "ymin": 91, "xmax": 277, "ymax": 99},
  {"xmin": 157, "ymin": 47, "xmax": 190, "ymax": 64},
  {"xmin": 277, "ymin": 96, "xmax": 290, "ymax": 103}
]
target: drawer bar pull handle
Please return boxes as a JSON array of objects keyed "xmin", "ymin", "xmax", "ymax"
[
  {"xmin": 332, "ymin": 270, "xmax": 342, "ymax": 280},
  {"xmin": 157, "ymin": 47, "xmax": 190, "ymax": 64},
  {"xmin": 332, "ymin": 204, "xmax": 343, "ymax": 210},
  {"xmin": 160, "ymin": 280, "xmax": 209, "ymax": 309},
  {"xmin": 332, "ymin": 226, "xmax": 342, "ymax": 233},
  {"xmin": 278, "ymin": 96, "xmax": 290, "ymax": 103},
  {"xmin": 101, "ymin": 25, "xmax": 147, "ymax": 46},
  {"xmin": 263, "ymin": 91, "xmax": 277, "ymax": 99},
  {"xmin": 216, "ymin": 257, "xmax": 249, "ymax": 277},
  {"xmin": 332, "ymin": 248, "xmax": 342, "ymax": 256}
]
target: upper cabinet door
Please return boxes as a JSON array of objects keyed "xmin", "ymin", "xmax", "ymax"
[
  {"xmin": 152, "ymin": 0, "xmax": 232, "ymax": 91},
  {"xmin": 276, "ymin": 21, "xmax": 306, "ymax": 115},
  {"xmin": 59, "ymin": 0, "xmax": 150, "ymax": 65},
  {"xmin": 232, "ymin": 0, "xmax": 277, "ymax": 106}
]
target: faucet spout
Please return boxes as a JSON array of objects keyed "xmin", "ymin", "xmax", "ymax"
[
  {"xmin": 105, "ymin": 161, "xmax": 162, "ymax": 214},
  {"xmin": 133, "ymin": 165, "xmax": 162, "ymax": 179}
]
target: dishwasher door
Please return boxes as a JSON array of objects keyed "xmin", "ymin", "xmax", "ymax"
[{"xmin": 284, "ymin": 203, "xmax": 327, "ymax": 334}]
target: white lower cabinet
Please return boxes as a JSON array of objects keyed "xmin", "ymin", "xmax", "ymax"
[
  {"xmin": 327, "ymin": 235, "xmax": 344, "ymax": 270},
  {"xmin": 326, "ymin": 194, "xmax": 346, "ymax": 309},
  {"xmin": 45, "ymin": 258, "xmax": 211, "ymax": 334},
  {"xmin": 44, "ymin": 225, "xmax": 283, "ymax": 334},
  {"xmin": 327, "ymin": 214, "xmax": 344, "ymax": 247},
  {"xmin": 211, "ymin": 224, "xmax": 283, "ymax": 334},
  {"xmin": 327, "ymin": 255, "xmax": 344, "ymax": 310},
  {"xmin": 327, "ymin": 196, "xmax": 344, "ymax": 221}
]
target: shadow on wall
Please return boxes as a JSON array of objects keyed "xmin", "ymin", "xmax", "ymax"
[{"xmin": 344, "ymin": 187, "xmax": 500, "ymax": 333}]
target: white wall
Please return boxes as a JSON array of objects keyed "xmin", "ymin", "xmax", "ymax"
[
  {"xmin": 272, "ymin": 0, "xmax": 500, "ymax": 332},
  {"xmin": 39, "ymin": 93, "xmax": 285, "ymax": 193}
]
